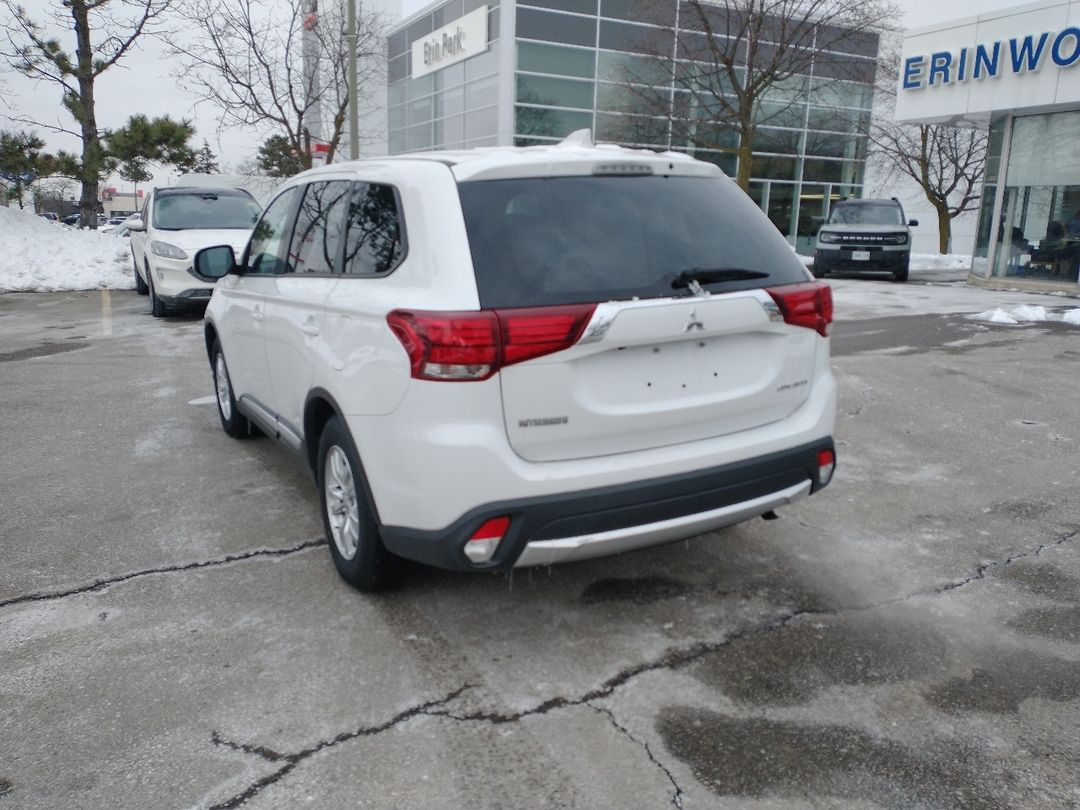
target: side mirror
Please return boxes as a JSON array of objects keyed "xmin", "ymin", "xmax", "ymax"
[
  {"xmin": 908, "ymin": 219, "xmax": 919, "ymax": 227},
  {"xmin": 194, "ymin": 245, "xmax": 237, "ymax": 279},
  {"xmin": 127, "ymin": 219, "xmax": 146, "ymax": 232}
]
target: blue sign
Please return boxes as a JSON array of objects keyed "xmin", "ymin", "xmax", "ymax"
[{"xmin": 903, "ymin": 27, "xmax": 1080, "ymax": 90}]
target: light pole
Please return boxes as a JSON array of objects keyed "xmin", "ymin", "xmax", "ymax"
[{"xmin": 347, "ymin": 0, "xmax": 359, "ymax": 160}]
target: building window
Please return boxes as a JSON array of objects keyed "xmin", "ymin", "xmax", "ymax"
[{"xmin": 993, "ymin": 112, "xmax": 1080, "ymax": 284}]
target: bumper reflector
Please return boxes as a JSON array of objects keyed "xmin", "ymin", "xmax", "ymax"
[
  {"xmin": 817, "ymin": 449, "xmax": 836, "ymax": 486},
  {"xmin": 464, "ymin": 516, "xmax": 510, "ymax": 564}
]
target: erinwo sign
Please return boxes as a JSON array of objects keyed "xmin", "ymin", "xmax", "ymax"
[
  {"xmin": 902, "ymin": 27, "xmax": 1080, "ymax": 90},
  {"xmin": 411, "ymin": 5, "xmax": 489, "ymax": 80}
]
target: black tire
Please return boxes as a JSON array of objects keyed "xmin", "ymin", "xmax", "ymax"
[
  {"xmin": 133, "ymin": 252, "xmax": 148, "ymax": 295},
  {"xmin": 317, "ymin": 416, "xmax": 397, "ymax": 592},
  {"xmin": 211, "ymin": 339, "xmax": 254, "ymax": 438},
  {"xmin": 892, "ymin": 260, "xmax": 909, "ymax": 283},
  {"xmin": 148, "ymin": 268, "xmax": 168, "ymax": 317},
  {"xmin": 812, "ymin": 265, "xmax": 828, "ymax": 278}
]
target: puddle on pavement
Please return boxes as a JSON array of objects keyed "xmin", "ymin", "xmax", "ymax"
[
  {"xmin": 579, "ymin": 576, "xmax": 697, "ymax": 605},
  {"xmin": 690, "ymin": 613, "xmax": 947, "ymax": 706},
  {"xmin": 924, "ymin": 652, "xmax": 1080, "ymax": 714},
  {"xmin": 0, "ymin": 341, "xmax": 90, "ymax": 362},
  {"xmin": 656, "ymin": 708, "xmax": 1003, "ymax": 809}
]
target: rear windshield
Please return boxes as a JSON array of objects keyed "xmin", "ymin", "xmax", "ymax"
[
  {"xmin": 828, "ymin": 203, "xmax": 904, "ymax": 226},
  {"xmin": 153, "ymin": 192, "xmax": 262, "ymax": 231},
  {"xmin": 458, "ymin": 175, "xmax": 809, "ymax": 308}
]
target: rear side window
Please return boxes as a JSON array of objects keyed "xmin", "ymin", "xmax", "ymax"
[
  {"xmin": 288, "ymin": 181, "xmax": 352, "ymax": 274},
  {"xmin": 458, "ymin": 175, "xmax": 809, "ymax": 308},
  {"xmin": 342, "ymin": 183, "xmax": 406, "ymax": 275}
]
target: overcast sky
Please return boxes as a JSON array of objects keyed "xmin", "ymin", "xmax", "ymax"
[{"xmin": 3, "ymin": 0, "xmax": 1025, "ymax": 182}]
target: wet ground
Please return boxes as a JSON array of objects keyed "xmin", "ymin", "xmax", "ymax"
[{"xmin": 1, "ymin": 287, "xmax": 1078, "ymax": 809}]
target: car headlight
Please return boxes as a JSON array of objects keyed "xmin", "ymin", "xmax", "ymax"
[
  {"xmin": 892, "ymin": 233, "xmax": 909, "ymax": 245},
  {"xmin": 150, "ymin": 241, "xmax": 189, "ymax": 260},
  {"xmin": 819, "ymin": 231, "xmax": 841, "ymax": 244}
]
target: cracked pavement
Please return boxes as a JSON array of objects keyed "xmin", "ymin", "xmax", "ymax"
[{"xmin": 2, "ymin": 290, "xmax": 1079, "ymax": 809}]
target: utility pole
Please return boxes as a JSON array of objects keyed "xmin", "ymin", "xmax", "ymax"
[{"xmin": 347, "ymin": 0, "xmax": 359, "ymax": 160}]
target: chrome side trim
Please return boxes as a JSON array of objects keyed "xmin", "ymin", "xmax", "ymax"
[
  {"xmin": 237, "ymin": 395, "xmax": 276, "ymax": 435},
  {"xmin": 513, "ymin": 479, "xmax": 811, "ymax": 568},
  {"xmin": 237, "ymin": 396, "xmax": 303, "ymax": 452}
]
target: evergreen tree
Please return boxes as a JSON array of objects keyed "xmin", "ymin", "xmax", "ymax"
[
  {"xmin": 0, "ymin": 130, "xmax": 51, "ymax": 209},
  {"xmin": 189, "ymin": 140, "xmax": 220, "ymax": 174},
  {"xmin": 256, "ymin": 135, "xmax": 304, "ymax": 178}
]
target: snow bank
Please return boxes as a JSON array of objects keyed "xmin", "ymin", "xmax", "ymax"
[
  {"xmin": 0, "ymin": 206, "xmax": 133, "ymax": 293},
  {"xmin": 910, "ymin": 253, "xmax": 971, "ymax": 271},
  {"xmin": 967, "ymin": 305, "xmax": 1080, "ymax": 325}
]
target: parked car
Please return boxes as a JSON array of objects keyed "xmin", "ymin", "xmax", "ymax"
[
  {"xmin": 196, "ymin": 135, "xmax": 838, "ymax": 591},
  {"xmin": 102, "ymin": 215, "xmax": 140, "ymax": 238},
  {"xmin": 97, "ymin": 216, "xmax": 127, "ymax": 232},
  {"xmin": 129, "ymin": 187, "xmax": 261, "ymax": 316},
  {"xmin": 813, "ymin": 198, "xmax": 918, "ymax": 282},
  {"xmin": 61, "ymin": 214, "xmax": 81, "ymax": 226},
  {"xmin": 38, "ymin": 212, "xmax": 58, "ymax": 222}
]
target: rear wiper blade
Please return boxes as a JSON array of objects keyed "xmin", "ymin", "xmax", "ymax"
[{"xmin": 671, "ymin": 267, "xmax": 770, "ymax": 288}]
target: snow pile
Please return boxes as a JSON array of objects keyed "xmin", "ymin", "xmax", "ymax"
[
  {"xmin": 967, "ymin": 305, "xmax": 1080, "ymax": 325},
  {"xmin": 0, "ymin": 206, "xmax": 134, "ymax": 293},
  {"xmin": 911, "ymin": 253, "xmax": 971, "ymax": 271}
]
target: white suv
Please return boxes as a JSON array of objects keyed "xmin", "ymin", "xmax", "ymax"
[
  {"xmin": 197, "ymin": 137, "xmax": 837, "ymax": 591},
  {"xmin": 129, "ymin": 186, "xmax": 262, "ymax": 316}
]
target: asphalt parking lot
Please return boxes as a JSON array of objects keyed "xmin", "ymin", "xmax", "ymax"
[{"xmin": 2, "ymin": 288, "xmax": 1079, "ymax": 809}]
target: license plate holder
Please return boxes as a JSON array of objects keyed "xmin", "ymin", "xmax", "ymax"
[{"xmin": 852, "ymin": 250, "xmax": 871, "ymax": 261}]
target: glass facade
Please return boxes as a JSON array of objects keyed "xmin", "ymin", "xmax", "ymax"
[
  {"xmin": 387, "ymin": 0, "xmax": 878, "ymax": 248},
  {"xmin": 984, "ymin": 111, "xmax": 1080, "ymax": 285},
  {"xmin": 386, "ymin": 0, "xmax": 503, "ymax": 153}
]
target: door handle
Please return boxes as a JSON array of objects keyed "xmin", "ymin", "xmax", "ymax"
[{"xmin": 301, "ymin": 320, "xmax": 320, "ymax": 336}]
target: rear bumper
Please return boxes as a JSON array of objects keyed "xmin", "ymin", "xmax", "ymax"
[{"xmin": 379, "ymin": 438, "xmax": 834, "ymax": 571}]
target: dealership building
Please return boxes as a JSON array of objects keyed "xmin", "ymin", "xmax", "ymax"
[
  {"xmin": 896, "ymin": 0, "xmax": 1080, "ymax": 291},
  {"xmin": 385, "ymin": 0, "xmax": 880, "ymax": 253}
]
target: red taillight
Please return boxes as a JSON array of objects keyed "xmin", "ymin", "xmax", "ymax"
[
  {"xmin": 765, "ymin": 282, "xmax": 833, "ymax": 337},
  {"xmin": 464, "ymin": 516, "xmax": 511, "ymax": 564},
  {"xmin": 387, "ymin": 304, "xmax": 596, "ymax": 381},
  {"xmin": 470, "ymin": 516, "xmax": 510, "ymax": 541},
  {"xmin": 817, "ymin": 448, "xmax": 836, "ymax": 485}
]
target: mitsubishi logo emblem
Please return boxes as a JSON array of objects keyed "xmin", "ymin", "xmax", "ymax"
[{"xmin": 684, "ymin": 309, "xmax": 705, "ymax": 332}]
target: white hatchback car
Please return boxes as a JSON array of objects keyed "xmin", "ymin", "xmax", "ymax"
[
  {"xmin": 129, "ymin": 186, "xmax": 262, "ymax": 316},
  {"xmin": 197, "ymin": 137, "xmax": 837, "ymax": 591}
]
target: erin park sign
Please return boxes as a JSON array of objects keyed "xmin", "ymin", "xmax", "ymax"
[
  {"xmin": 410, "ymin": 6, "xmax": 489, "ymax": 80},
  {"xmin": 903, "ymin": 28, "xmax": 1080, "ymax": 90}
]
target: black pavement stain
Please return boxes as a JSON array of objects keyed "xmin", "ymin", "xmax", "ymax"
[
  {"xmin": 691, "ymin": 613, "xmax": 946, "ymax": 706},
  {"xmin": 1009, "ymin": 605, "xmax": 1080, "ymax": 642},
  {"xmin": 579, "ymin": 576, "xmax": 696, "ymax": 605},
  {"xmin": 0, "ymin": 778, "xmax": 11, "ymax": 798},
  {"xmin": 924, "ymin": 653, "xmax": 1080, "ymax": 715},
  {"xmin": 991, "ymin": 498, "xmax": 1059, "ymax": 520},
  {"xmin": 656, "ymin": 709, "xmax": 1004, "ymax": 809},
  {"xmin": 996, "ymin": 554, "xmax": 1080, "ymax": 636},
  {"xmin": 0, "ymin": 341, "xmax": 89, "ymax": 362},
  {"xmin": 1000, "ymin": 562, "xmax": 1080, "ymax": 602}
]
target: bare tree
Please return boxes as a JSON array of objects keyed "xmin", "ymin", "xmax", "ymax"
[
  {"xmin": 866, "ymin": 47, "xmax": 987, "ymax": 254},
  {"xmin": 2, "ymin": 0, "xmax": 174, "ymax": 226},
  {"xmin": 170, "ymin": 0, "xmax": 385, "ymax": 170},
  {"xmin": 609, "ymin": 0, "xmax": 897, "ymax": 191}
]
